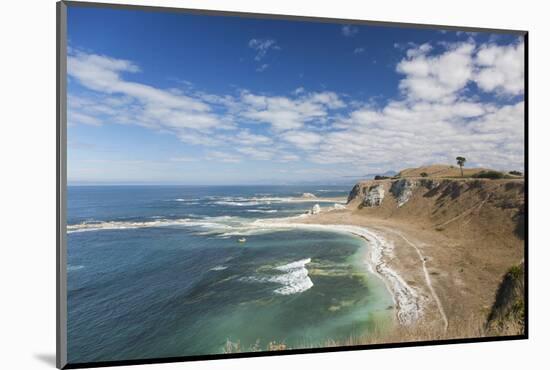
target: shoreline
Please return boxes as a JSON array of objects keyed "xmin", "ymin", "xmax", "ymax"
[{"xmin": 253, "ymin": 216, "xmax": 424, "ymax": 326}]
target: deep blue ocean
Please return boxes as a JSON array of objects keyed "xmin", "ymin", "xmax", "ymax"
[{"xmin": 67, "ymin": 185, "xmax": 393, "ymax": 363}]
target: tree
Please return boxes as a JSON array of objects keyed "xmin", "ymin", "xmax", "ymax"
[{"xmin": 456, "ymin": 156, "xmax": 466, "ymax": 177}]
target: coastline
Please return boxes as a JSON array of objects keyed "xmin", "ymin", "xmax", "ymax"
[
  {"xmin": 254, "ymin": 213, "xmax": 427, "ymax": 327},
  {"xmin": 67, "ymin": 184, "xmax": 524, "ymax": 341}
]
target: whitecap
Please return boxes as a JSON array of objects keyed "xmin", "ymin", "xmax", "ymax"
[
  {"xmin": 211, "ymin": 196, "xmax": 345, "ymax": 207},
  {"xmin": 246, "ymin": 209, "xmax": 278, "ymax": 213},
  {"xmin": 67, "ymin": 265, "xmax": 84, "ymax": 271},
  {"xmin": 67, "ymin": 216, "xmax": 239, "ymax": 234},
  {"xmin": 271, "ymin": 258, "xmax": 314, "ymax": 295},
  {"xmin": 210, "ymin": 265, "xmax": 228, "ymax": 271},
  {"xmin": 241, "ymin": 258, "xmax": 314, "ymax": 295}
]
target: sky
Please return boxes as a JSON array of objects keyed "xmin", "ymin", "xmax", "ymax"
[{"xmin": 66, "ymin": 5, "xmax": 525, "ymax": 185}]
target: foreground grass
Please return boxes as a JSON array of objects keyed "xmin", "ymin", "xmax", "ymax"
[
  {"xmin": 224, "ymin": 314, "xmax": 524, "ymax": 354},
  {"xmin": 225, "ymin": 263, "xmax": 525, "ymax": 354},
  {"xmin": 223, "ymin": 262, "xmax": 525, "ymax": 354}
]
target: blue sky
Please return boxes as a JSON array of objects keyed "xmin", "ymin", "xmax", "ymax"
[{"xmin": 67, "ymin": 6, "xmax": 525, "ymax": 185}]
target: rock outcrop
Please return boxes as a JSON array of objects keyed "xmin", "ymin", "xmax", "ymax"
[
  {"xmin": 390, "ymin": 179, "xmax": 417, "ymax": 207},
  {"xmin": 363, "ymin": 184, "xmax": 385, "ymax": 207},
  {"xmin": 310, "ymin": 204, "xmax": 321, "ymax": 214},
  {"xmin": 347, "ymin": 184, "xmax": 361, "ymax": 204},
  {"xmin": 342, "ymin": 168, "xmax": 525, "ymax": 337}
]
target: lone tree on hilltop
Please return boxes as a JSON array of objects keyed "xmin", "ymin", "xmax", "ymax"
[{"xmin": 456, "ymin": 156, "xmax": 467, "ymax": 177}]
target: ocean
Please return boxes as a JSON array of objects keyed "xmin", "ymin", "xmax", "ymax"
[{"xmin": 67, "ymin": 185, "xmax": 394, "ymax": 363}]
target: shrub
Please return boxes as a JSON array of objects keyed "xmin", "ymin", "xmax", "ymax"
[
  {"xmin": 509, "ymin": 170, "xmax": 523, "ymax": 176},
  {"xmin": 472, "ymin": 170, "xmax": 508, "ymax": 179},
  {"xmin": 420, "ymin": 172, "xmax": 428, "ymax": 177},
  {"xmin": 374, "ymin": 175, "xmax": 390, "ymax": 180},
  {"xmin": 508, "ymin": 264, "xmax": 523, "ymax": 280}
]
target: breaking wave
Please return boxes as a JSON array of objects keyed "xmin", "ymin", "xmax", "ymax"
[
  {"xmin": 66, "ymin": 208, "xmax": 420, "ymax": 323},
  {"xmin": 67, "ymin": 265, "xmax": 84, "ymax": 271},
  {"xmin": 211, "ymin": 196, "xmax": 344, "ymax": 207},
  {"xmin": 210, "ymin": 265, "xmax": 228, "ymax": 271},
  {"xmin": 241, "ymin": 258, "xmax": 314, "ymax": 295},
  {"xmin": 67, "ymin": 216, "xmax": 238, "ymax": 234},
  {"xmin": 246, "ymin": 209, "xmax": 278, "ymax": 213}
]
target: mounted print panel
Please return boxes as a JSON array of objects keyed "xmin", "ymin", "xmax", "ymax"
[{"xmin": 57, "ymin": 1, "xmax": 527, "ymax": 368}]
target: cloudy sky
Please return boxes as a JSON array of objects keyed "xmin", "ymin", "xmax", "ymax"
[{"xmin": 67, "ymin": 6, "xmax": 525, "ymax": 185}]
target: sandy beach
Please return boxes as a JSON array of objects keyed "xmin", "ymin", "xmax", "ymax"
[{"xmin": 281, "ymin": 189, "xmax": 524, "ymax": 338}]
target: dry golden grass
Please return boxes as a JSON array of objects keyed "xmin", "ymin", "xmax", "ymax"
[
  {"xmin": 398, "ymin": 164, "xmax": 491, "ymax": 178},
  {"xmin": 224, "ymin": 316, "xmax": 524, "ymax": 354},
  {"xmin": 224, "ymin": 168, "xmax": 525, "ymax": 356}
]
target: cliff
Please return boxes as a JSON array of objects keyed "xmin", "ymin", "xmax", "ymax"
[
  {"xmin": 346, "ymin": 177, "xmax": 524, "ymax": 241},
  {"xmin": 344, "ymin": 170, "xmax": 525, "ymax": 335}
]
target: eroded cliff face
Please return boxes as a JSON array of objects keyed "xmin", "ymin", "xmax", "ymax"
[
  {"xmin": 363, "ymin": 184, "xmax": 385, "ymax": 207},
  {"xmin": 390, "ymin": 179, "xmax": 417, "ymax": 207},
  {"xmin": 348, "ymin": 178, "xmax": 445, "ymax": 208},
  {"xmin": 344, "ymin": 175, "xmax": 525, "ymax": 336},
  {"xmin": 346, "ymin": 177, "xmax": 525, "ymax": 240}
]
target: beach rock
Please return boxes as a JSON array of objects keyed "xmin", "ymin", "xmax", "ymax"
[
  {"xmin": 333, "ymin": 203, "xmax": 346, "ymax": 210},
  {"xmin": 311, "ymin": 204, "xmax": 321, "ymax": 214},
  {"xmin": 301, "ymin": 192, "xmax": 317, "ymax": 199},
  {"xmin": 390, "ymin": 179, "xmax": 417, "ymax": 207},
  {"xmin": 363, "ymin": 185, "xmax": 385, "ymax": 207}
]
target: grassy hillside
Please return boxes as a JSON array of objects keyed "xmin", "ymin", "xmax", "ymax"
[
  {"xmin": 396, "ymin": 164, "xmax": 523, "ymax": 179},
  {"xmin": 345, "ymin": 166, "xmax": 525, "ymax": 337}
]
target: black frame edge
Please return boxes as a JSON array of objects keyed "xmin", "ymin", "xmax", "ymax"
[{"xmin": 523, "ymin": 32, "xmax": 529, "ymax": 339}]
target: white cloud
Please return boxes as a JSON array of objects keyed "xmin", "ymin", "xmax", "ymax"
[
  {"xmin": 354, "ymin": 47, "xmax": 365, "ymax": 54},
  {"xmin": 206, "ymin": 151, "xmax": 242, "ymax": 163},
  {"xmin": 397, "ymin": 42, "xmax": 475, "ymax": 102},
  {"xmin": 256, "ymin": 63, "xmax": 269, "ymax": 72},
  {"xmin": 406, "ymin": 43, "xmax": 432, "ymax": 58},
  {"xmin": 248, "ymin": 39, "xmax": 280, "ymax": 61},
  {"xmin": 233, "ymin": 130, "xmax": 273, "ymax": 146},
  {"xmin": 293, "ymin": 87, "xmax": 305, "ymax": 95},
  {"xmin": 235, "ymin": 147, "xmax": 275, "ymax": 160},
  {"xmin": 397, "ymin": 40, "xmax": 524, "ymax": 102},
  {"xmin": 341, "ymin": 25, "xmax": 359, "ymax": 37},
  {"xmin": 240, "ymin": 91, "xmax": 345, "ymax": 132},
  {"xmin": 69, "ymin": 39, "xmax": 525, "ymax": 175},
  {"xmin": 68, "ymin": 50, "xmax": 235, "ymax": 147},
  {"xmin": 281, "ymin": 130, "xmax": 322, "ymax": 150},
  {"xmin": 301, "ymin": 38, "xmax": 524, "ymax": 171},
  {"xmin": 68, "ymin": 111, "xmax": 103, "ymax": 126},
  {"xmin": 475, "ymin": 42, "xmax": 524, "ymax": 95},
  {"xmin": 69, "ymin": 52, "xmax": 209, "ymax": 112},
  {"xmin": 308, "ymin": 98, "xmax": 524, "ymax": 171}
]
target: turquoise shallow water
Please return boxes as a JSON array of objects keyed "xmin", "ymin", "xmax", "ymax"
[{"xmin": 67, "ymin": 185, "xmax": 394, "ymax": 363}]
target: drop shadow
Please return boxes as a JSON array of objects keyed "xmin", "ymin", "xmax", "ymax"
[{"xmin": 34, "ymin": 353, "xmax": 56, "ymax": 367}]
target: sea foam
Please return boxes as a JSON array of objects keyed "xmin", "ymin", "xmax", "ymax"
[
  {"xmin": 271, "ymin": 258, "xmax": 314, "ymax": 295},
  {"xmin": 241, "ymin": 258, "xmax": 314, "ymax": 295}
]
